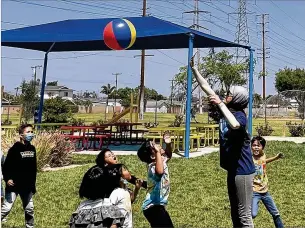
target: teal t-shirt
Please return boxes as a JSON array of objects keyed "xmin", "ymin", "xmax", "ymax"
[{"xmin": 142, "ymin": 157, "xmax": 170, "ymax": 210}]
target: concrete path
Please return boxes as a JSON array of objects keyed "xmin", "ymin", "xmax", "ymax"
[
  {"xmin": 72, "ymin": 147, "xmax": 219, "ymax": 158},
  {"xmin": 42, "ymin": 164, "xmax": 84, "ymax": 172},
  {"xmin": 264, "ymin": 136, "xmax": 305, "ymax": 144}
]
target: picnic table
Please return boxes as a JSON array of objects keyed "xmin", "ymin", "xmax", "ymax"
[
  {"xmin": 194, "ymin": 124, "xmax": 219, "ymax": 146},
  {"xmin": 145, "ymin": 126, "xmax": 202, "ymax": 152},
  {"xmin": 60, "ymin": 126, "xmax": 111, "ymax": 150},
  {"xmin": 97, "ymin": 122, "xmax": 147, "ymax": 145}
]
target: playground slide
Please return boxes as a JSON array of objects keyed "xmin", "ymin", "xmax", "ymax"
[{"xmin": 106, "ymin": 107, "xmax": 131, "ymax": 124}]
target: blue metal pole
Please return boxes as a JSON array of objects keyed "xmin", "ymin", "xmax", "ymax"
[
  {"xmin": 37, "ymin": 43, "xmax": 55, "ymax": 128},
  {"xmin": 184, "ymin": 33, "xmax": 194, "ymax": 158},
  {"xmin": 248, "ymin": 48, "xmax": 254, "ymax": 136}
]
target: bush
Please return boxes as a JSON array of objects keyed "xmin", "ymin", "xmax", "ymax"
[
  {"xmin": 144, "ymin": 122, "xmax": 159, "ymax": 129},
  {"xmin": 43, "ymin": 97, "xmax": 73, "ymax": 123},
  {"xmin": 286, "ymin": 121, "xmax": 305, "ymax": 137},
  {"xmin": 255, "ymin": 123, "xmax": 274, "ymax": 136},
  {"xmin": 1, "ymin": 120, "xmax": 12, "ymax": 125},
  {"xmin": 69, "ymin": 105, "xmax": 79, "ymax": 114},
  {"xmin": 169, "ymin": 114, "xmax": 184, "ymax": 127},
  {"xmin": 71, "ymin": 118, "xmax": 86, "ymax": 126},
  {"xmin": 91, "ymin": 119, "xmax": 105, "ymax": 126},
  {"xmin": 1, "ymin": 131, "xmax": 75, "ymax": 171}
]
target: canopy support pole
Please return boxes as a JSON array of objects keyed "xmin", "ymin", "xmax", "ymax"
[
  {"xmin": 37, "ymin": 43, "xmax": 55, "ymax": 128},
  {"xmin": 248, "ymin": 48, "xmax": 254, "ymax": 136},
  {"xmin": 184, "ymin": 33, "xmax": 194, "ymax": 158}
]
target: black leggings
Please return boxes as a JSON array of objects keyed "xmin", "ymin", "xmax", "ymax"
[{"xmin": 143, "ymin": 205, "xmax": 174, "ymax": 228}]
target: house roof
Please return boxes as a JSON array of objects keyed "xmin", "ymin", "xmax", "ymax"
[
  {"xmin": 44, "ymin": 86, "xmax": 73, "ymax": 90},
  {"xmin": 146, "ymin": 100, "xmax": 184, "ymax": 108}
]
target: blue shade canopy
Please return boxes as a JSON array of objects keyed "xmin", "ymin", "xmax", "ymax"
[{"xmin": 2, "ymin": 16, "xmax": 249, "ymax": 52}]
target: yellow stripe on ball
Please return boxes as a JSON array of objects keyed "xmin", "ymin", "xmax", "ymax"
[{"xmin": 123, "ymin": 19, "xmax": 136, "ymax": 49}]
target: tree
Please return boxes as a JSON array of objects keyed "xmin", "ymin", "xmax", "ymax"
[
  {"xmin": 116, "ymin": 87, "xmax": 134, "ymax": 107},
  {"xmin": 275, "ymin": 68, "xmax": 305, "ymax": 119},
  {"xmin": 173, "ymin": 50, "xmax": 248, "ymax": 117},
  {"xmin": 100, "ymin": 84, "xmax": 115, "ymax": 120},
  {"xmin": 90, "ymin": 91, "xmax": 98, "ymax": 98},
  {"xmin": 84, "ymin": 100, "xmax": 93, "ymax": 113},
  {"xmin": 205, "ymin": 50, "xmax": 248, "ymax": 93},
  {"xmin": 275, "ymin": 68, "xmax": 305, "ymax": 92},
  {"xmin": 253, "ymin": 93, "xmax": 262, "ymax": 108},
  {"xmin": 43, "ymin": 97, "xmax": 73, "ymax": 123},
  {"xmin": 47, "ymin": 81, "xmax": 58, "ymax": 86},
  {"xmin": 173, "ymin": 50, "xmax": 248, "ymax": 97},
  {"xmin": 83, "ymin": 91, "xmax": 91, "ymax": 98},
  {"xmin": 19, "ymin": 79, "xmax": 39, "ymax": 123}
]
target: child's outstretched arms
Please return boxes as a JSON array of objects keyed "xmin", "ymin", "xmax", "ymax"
[
  {"xmin": 130, "ymin": 179, "xmax": 143, "ymax": 203},
  {"xmin": 190, "ymin": 57, "xmax": 240, "ymax": 129},
  {"xmin": 266, "ymin": 153, "xmax": 284, "ymax": 164},
  {"xmin": 152, "ymin": 143, "xmax": 164, "ymax": 175},
  {"xmin": 121, "ymin": 166, "xmax": 147, "ymax": 189},
  {"xmin": 163, "ymin": 131, "xmax": 172, "ymax": 160}
]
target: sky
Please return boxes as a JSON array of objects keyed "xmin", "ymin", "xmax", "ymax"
[{"xmin": 1, "ymin": 0, "xmax": 305, "ymax": 97}]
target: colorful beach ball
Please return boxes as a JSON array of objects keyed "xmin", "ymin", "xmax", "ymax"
[{"xmin": 103, "ymin": 19, "xmax": 136, "ymax": 50}]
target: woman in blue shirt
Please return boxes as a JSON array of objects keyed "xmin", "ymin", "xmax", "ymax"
[{"xmin": 192, "ymin": 62, "xmax": 255, "ymax": 228}]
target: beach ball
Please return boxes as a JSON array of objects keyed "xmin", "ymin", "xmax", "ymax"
[{"xmin": 103, "ymin": 19, "xmax": 136, "ymax": 50}]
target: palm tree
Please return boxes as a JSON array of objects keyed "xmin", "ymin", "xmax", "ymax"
[
  {"xmin": 101, "ymin": 84, "xmax": 115, "ymax": 120},
  {"xmin": 253, "ymin": 93, "xmax": 262, "ymax": 108},
  {"xmin": 84, "ymin": 100, "xmax": 93, "ymax": 114}
]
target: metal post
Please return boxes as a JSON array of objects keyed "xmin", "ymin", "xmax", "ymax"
[
  {"xmin": 184, "ymin": 33, "xmax": 194, "ymax": 158},
  {"xmin": 37, "ymin": 43, "xmax": 55, "ymax": 128},
  {"xmin": 248, "ymin": 48, "xmax": 254, "ymax": 136},
  {"xmin": 155, "ymin": 94, "xmax": 158, "ymax": 124}
]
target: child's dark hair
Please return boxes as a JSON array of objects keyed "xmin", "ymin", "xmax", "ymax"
[
  {"xmin": 18, "ymin": 124, "xmax": 33, "ymax": 134},
  {"xmin": 95, "ymin": 148, "xmax": 111, "ymax": 167},
  {"xmin": 137, "ymin": 140, "xmax": 153, "ymax": 164},
  {"xmin": 251, "ymin": 136, "xmax": 266, "ymax": 149}
]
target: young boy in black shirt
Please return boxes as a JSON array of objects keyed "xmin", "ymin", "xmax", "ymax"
[{"xmin": 1, "ymin": 124, "xmax": 37, "ymax": 228}]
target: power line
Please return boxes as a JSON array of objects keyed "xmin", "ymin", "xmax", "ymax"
[
  {"xmin": 252, "ymin": 3, "xmax": 305, "ymax": 44},
  {"xmin": 61, "ymin": 0, "xmax": 140, "ymax": 16},
  {"xmin": 269, "ymin": 0, "xmax": 305, "ymax": 30},
  {"xmin": 9, "ymin": 0, "xmax": 104, "ymax": 17}
]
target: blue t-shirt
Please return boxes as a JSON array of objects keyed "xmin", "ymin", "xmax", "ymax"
[
  {"xmin": 142, "ymin": 157, "xmax": 170, "ymax": 210},
  {"xmin": 219, "ymin": 111, "xmax": 255, "ymax": 175}
]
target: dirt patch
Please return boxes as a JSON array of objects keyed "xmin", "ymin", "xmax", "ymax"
[{"xmin": 42, "ymin": 164, "xmax": 84, "ymax": 172}]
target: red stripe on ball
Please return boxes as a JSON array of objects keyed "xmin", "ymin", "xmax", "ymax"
[{"xmin": 103, "ymin": 22, "xmax": 123, "ymax": 50}]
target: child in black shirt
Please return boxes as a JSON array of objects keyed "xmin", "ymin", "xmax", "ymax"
[{"xmin": 1, "ymin": 124, "xmax": 37, "ymax": 228}]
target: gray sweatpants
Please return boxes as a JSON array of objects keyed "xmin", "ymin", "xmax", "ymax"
[
  {"xmin": 1, "ymin": 190, "xmax": 34, "ymax": 228},
  {"xmin": 227, "ymin": 173, "xmax": 254, "ymax": 228}
]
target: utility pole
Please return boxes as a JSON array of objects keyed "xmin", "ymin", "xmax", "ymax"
[
  {"xmin": 169, "ymin": 79, "xmax": 175, "ymax": 113},
  {"xmin": 257, "ymin": 14, "xmax": 269, "ymax": 125},
  {"xmin": 138, "ymin": 0, "xmax": 147, "ymax": 120},
  {"xmin": 31, "ymin": 65, "xmax": 42, "ymax": 84},
  {"xmin": 155, "ymin": 94, "xmax": 158, "ymax": 124},
  {"xmin": 112, "ymin": 73, "xmax": 121, "ymax": 111},
  {"xmin": 31, "ymin": 65, "xmax": 42, "ymax": 94},
  {"xmin": 184, "ymin": 0, "xmax": 210, "ymax": 114}
]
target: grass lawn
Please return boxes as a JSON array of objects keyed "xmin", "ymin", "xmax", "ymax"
[{"xmin": 2, "ymin": 141, "xmax": 305, "ymax": 227}]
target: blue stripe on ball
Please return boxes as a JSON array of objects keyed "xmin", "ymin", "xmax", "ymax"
[{"xmin": 112, "ymin": 19, "xmax": 132, "ymax": 49}]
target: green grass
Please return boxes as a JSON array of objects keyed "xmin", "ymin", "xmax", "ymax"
[{"xmin": 3, "ymin": 142, "xmax": 305, "ymax": 227}]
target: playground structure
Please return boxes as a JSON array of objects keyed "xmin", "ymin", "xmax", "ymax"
[{"xmin": 105, "ymin": 92, "xmax": 139, "ymax": 124}]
